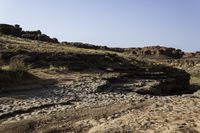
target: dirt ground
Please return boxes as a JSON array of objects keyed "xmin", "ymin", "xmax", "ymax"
[{"xmin": 0, "ymin": 70, "xmax": 200, "ymax": 133}]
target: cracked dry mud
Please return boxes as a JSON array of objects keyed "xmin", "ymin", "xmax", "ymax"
[{"xmin": 0, "ymin": 72, "xmax": 200, "ymax": 133}]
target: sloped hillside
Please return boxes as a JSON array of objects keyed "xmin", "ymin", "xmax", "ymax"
[
  {"xmin": 0, "ymin": 27, "xmax": 199, "ymax": 133},
  {"xmin": 0, "ymin": 34, "xmax": 190, "ymax": 95}
]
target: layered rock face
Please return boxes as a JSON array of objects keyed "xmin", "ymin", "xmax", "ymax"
[
  {"xmin": 125, "ymin": 46, "xmax": 200, "ymax": 74},
  {"xmin": 123, "ymin": 46, "xmax": 200, "ymax": 74},
  {"xmin": 126, "ymin": 46, "xmax": 184, "ymax": 59},
  {"xmin": 0, "ymin": 24, "xmax": 58, "ymax": 43}
]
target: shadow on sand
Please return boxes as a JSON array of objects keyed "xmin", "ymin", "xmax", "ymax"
[{"xmin": 0, "ymin": 71, "xmax": 58, "ymax": 99}]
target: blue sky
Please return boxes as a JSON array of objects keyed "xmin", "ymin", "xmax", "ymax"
[{"xmin": 0, "ymin": 0, "xmax": 200, "ymax": 52}]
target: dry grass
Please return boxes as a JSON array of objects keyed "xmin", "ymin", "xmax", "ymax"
[
  {"xmin": 0, "ymin": 34, "xmax": 121, "ymax": 55},
  {"xmin": 1, "ymin": 59, "xmax": 29, "ymax": 72},
  {"xmin": 9, "ymin": 59, "xmax": 29, "ymax": 72},
  {"xmin": 0, "ymin": 58, "xmax": 30, "ymax": 81}
]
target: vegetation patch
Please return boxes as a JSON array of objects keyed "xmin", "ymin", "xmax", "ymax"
[{"xmin": 0, "ymin": 58, "xmax": 30, "ymax": 82}]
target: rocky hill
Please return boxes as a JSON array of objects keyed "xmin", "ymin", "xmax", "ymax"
[
  {"xmin": 0, "ymin": 34, "xmax": 190, "ymax": 95},
  {"xmin": 0, "ymin": 25, "xmax": 199, "ymax": 133},
  {"xmin": 1, "ymin": 23, "xmax": 198, "ymax": 59}
]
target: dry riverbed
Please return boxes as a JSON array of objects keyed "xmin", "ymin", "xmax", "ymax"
[{"xmin": 0, "ymin": 70, "xmax": 200, "ymax": 133}]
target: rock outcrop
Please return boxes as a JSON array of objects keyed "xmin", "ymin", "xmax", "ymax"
[
  {"xmin": 60, "ymin": 43, "xmax": 186, "ymax": 59},
  {"xmin": 62, "ymin": 42, "xmax": 124, "ymax": 52},
  {"xmin": 0, "ymin": 24, "xmax": 22, "ymax": 37},
  {"xmin": 0, "ymin": 24, "xmax": 58, "ymax": 43},
  {"xmin": 183, "ymin": 51, "xmax": 200, "ymax": 58},
  {"xmin": 126, "ymin": 46, "xmax": 184, "ymax": 59}
]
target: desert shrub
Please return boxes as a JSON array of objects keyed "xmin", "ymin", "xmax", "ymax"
[
  {"xmin": 8, "ymin": 59, "xmax": 30, "ymax": 79},
  {"xmin": 9, "ymin": 59, "xmax": 28, "ymax": 72}
]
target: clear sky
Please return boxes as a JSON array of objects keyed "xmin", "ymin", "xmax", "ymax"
[{"xmin": 0, "ymin": 0, "xmax": 200, "ymax": 52}]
